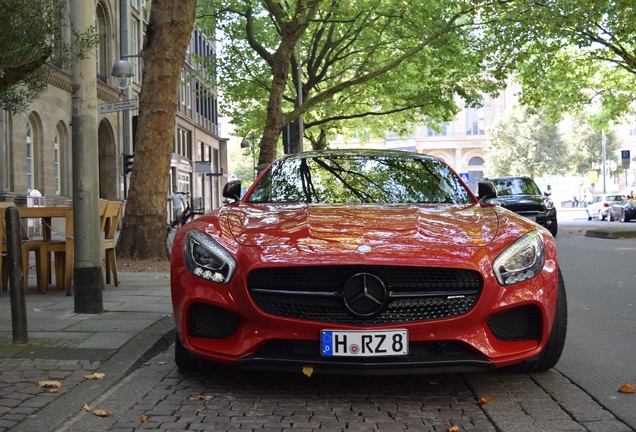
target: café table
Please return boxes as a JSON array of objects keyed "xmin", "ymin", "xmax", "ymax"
[{"xmin": 0, "ymin": 206, "xmax": 74, "ymax": 295}]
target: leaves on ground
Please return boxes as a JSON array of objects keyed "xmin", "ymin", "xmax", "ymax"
[
  {"xmin": 82, "ymin": 403, "xmax": 91, "ymax": 412},
  {"xmin": 92, "ymin": 409, "xmax": 113, "ymax": 417},
  {"xmin": 36, "ymin": 380, "xmax": 61, "ymax": 388},
  {"xmin": 302, "ymin": 365, "xmax": 314, "ymax": 377},
  {"xmin": 443, "ymin": 426, "xmax": 460, "ymax": 432},
  {"xmin": 140, "ymin": 414, "xmax": 148, "ymax": 423},
  {"xmin": 618, "ymin": 384, "xmax": 635, "ymax": 393},
  {"xmin": 475, "ymin": 395, "xmax": 491, "ymax": 405},
  {"xmin": 84, "ymin": 372, "xmax": 106, "ymax": 380}
]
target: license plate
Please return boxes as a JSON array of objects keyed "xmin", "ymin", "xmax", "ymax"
[{"xmin": 320, "ymin": 330, "xmax": 408, "ymax": 357}]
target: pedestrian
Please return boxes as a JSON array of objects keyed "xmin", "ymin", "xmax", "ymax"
[
  {"xmin": 168, "ymin": 186, "xmax": 186, "ymax": 223},
  {"xmin": 628, "ymin": 191, "xmax": 634, "ymax": 199},
  {"xmin": 573, "ymin": 195, "xmax": 579, "ymax": 208}
]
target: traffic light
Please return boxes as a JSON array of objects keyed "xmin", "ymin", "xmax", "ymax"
[{"xmin": 123, "ymin": 153, "xmax": 134, "ymax": 175}]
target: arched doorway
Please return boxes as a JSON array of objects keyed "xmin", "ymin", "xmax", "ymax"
[{"xmin": 98, "ymin": 119, "xmax": 118, "ymax": 200}]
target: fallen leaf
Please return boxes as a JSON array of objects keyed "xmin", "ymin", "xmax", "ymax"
[
  {"xmin": 195, "ymin": 395, "xmax": 206, "ymax": 400},
  {"xmin": 37, "ymin": 380, "xmax": 62, "ymax": 388},
  {"xmin": 84, "ymin": 372, "xmax": 106, "ymax": 380},
  {"xmin": 475, "ymin": 395, "xmax": 491, "ymax": 405},
  {"xmin": 142, "ymin": 362, "xmax": 151, "ymax": 367},
  {"xmin": 195, "ymin": 406, "xmax": 203, "ymax": 414},
  {"xmin": 48, "ymin": 389, "xmax": 58, "ymax": 393},
  {"xmin": 302, "ymin": 365, "xmax": 314, "ymax": 377},
  {"xmin": 93, "ymin": 409, "xmax": 113, "ymax": 417},
  {"xmin": 82, "ymin": 403, "xmax": 91, "ymax": 412},
  {"xmin": 158, "ymin": 361, "xmax": 167, "ymax": 365},
  {"xmin": 444, "ymin": 426, "xmax": 460, "ymax": 432},
  {"xmin": 618, "ymin": 384, "xmax": 635, "ymax": 393},
  {"xmin": 140, "ymin": 414, "xmax": 148, "ymax": 423}
]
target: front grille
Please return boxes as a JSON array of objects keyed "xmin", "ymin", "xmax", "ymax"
[
  {"xmin": 247, "ymin": 266, "xmax": 483, "ymax": 325},
  {"xmin": 188, "ymin": 302, "xmax": 241, "ymax": 338},
  {"xmin": 487, "ymin": 305, "xmax": 542, "ymax": 341},
  {"xmin": 256, "ymin": 340, "xmax": 473, "ymax": 358}
]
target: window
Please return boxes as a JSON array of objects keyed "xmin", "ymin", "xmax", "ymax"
[
  {"xmin": 26, "ymin": 121, "xmax": 34, "ymax": 190},
  {"xmin": 96, "ymin": 5, "xmax": 108, "ymax": 80},
  {"xmin": 427, "ymin": 124, "xmax": 447, "ymax": 136},
  {"xmin": 131, "ymin": 18, "xmax": 141, "ymax": 84},
  {"xmin": 466, "ymin": 107, "xmax": 485, "ymax": 135},
  {"xmin": 54, "ymin": 130, "xmax": 61, "ymax": 195}
]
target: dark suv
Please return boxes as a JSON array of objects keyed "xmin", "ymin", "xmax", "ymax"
[{"xmin": 478, "ymin": 176, "xmax": 558, "ymax": 237}]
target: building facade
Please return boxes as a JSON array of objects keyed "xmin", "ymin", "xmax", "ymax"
[{"xmin": 0, "ymin": 0, "xmax": 227, "ymax": 216}]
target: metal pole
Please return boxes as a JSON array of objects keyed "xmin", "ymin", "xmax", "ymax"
[
  {"xmin": 71, "ymin": 0, "xmax": 104, "ymax": 313},
  {"xmin": 6, "ymin": 207, "xmax": 28, "ymax": 343}
]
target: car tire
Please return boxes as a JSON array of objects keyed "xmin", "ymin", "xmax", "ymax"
[
  {"xmin": 599, "ymin": 210, "xmax": 605, "ymax": 221},
  {"xmin": 548, "ymin": 221, "xmax": 558, "ymax": 237},
  {"xmin": 502, "ymin": 268, "xmax": 567, "ymax": 373},
  {"xmin": 175, "ymin": 336, "xmax": 203, "ymax": 372},
  {"xmin": 608, "ymin": 212, "xmax": 614, "ymax": 222},
  {"xmin": 586, "ymin": 210, "xmax": 592, "ymax": 220},
  {"xmin": 622, "ymin": 211, "xmax": 630, "ymax": 223}
]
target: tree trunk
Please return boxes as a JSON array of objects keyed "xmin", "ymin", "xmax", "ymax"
[{"xmin": 116, "ymin": 0, "xmax": 196, "ymax": 260}]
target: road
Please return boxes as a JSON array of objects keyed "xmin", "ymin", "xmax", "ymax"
[
  {"xmin": 555, "ymin": 209, "xmax": 636, "ymax": 429},
  {"xmin": 60, "ymin": 208, "xmax": 636, "ymax": 432}
]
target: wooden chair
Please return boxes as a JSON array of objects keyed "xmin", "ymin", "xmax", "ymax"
[{"xmin": 101, "ymin": 201, "xmax": 123, "ymax": 287}]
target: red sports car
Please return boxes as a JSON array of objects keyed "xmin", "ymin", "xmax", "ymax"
[{"xmin": 170, "ymin": 149, "xmax": 566, "ymax": 375}]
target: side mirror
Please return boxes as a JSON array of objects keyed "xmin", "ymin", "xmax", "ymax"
[
  {"xmin": 222, "ymin": 180, "xmax": 241, "ymax": 202},
  {"xmin": 478, "ymin": 182, "xmax": 497, "ymax": 201}
]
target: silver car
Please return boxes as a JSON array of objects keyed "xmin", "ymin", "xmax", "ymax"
[{"xmin": 586, "ymin": 194, "xmax": 627, "ymax": 220}]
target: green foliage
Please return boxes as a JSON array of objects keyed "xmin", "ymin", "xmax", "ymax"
[
  {"xmin": 482, "ymin": 0, "xmax": 636, "ymax": 126},
  {"xmin": 0, "ymin": 0, "xmax": 98, "ymax": 113},
  {"xmin": 485, "ymin": 105, "xmax": 570, "ymax": 178},
  {"xmin": 198, "ymin": 0, "xmax": 502, "ymax": 156},
  {"xmin": 563, "ymin": 113, "xmax": 622, "ymax": 176}
]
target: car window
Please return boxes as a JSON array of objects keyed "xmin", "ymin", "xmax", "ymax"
[
  {"xmin": 489, "ymin": 178, "xmax": 541, "ymax": 196},
  {"xmin": 247, "ymin": 154, "xmax": 473, "ymax": 204}
]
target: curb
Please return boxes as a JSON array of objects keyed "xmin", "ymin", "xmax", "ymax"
[
  {"xmin": 584, "ymin": 229, "xmax": 636, "ymax": 239},
  {"xmin": 9, "ymin": 316, "xmax": 175, "ymax": 432}
]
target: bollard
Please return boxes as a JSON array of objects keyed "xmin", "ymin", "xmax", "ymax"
[{"xmin": 5, "ymin": 207, "xmax": 28, "ymax": 343}]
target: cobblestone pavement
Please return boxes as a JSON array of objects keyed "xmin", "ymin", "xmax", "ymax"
[
  {"xmin": 0, "ymin": 358, "xmax": 100, "ymax": 431},
  {"xmin": 57, "ymin": 347, "xmax": 633, "ymax": 432}
]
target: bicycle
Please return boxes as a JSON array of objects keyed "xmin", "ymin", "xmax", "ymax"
[{"xmin": 166, "ymin": 193, "xmax": 205, "ymax": 251}]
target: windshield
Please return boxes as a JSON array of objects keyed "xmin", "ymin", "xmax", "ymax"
[
  {"xmin": 246, "ymin": 153, "xmax": 473, "ymax": 204},
  {"xmin": 489, "ymin": 178, "xmax": 541, "ymax": 196}
]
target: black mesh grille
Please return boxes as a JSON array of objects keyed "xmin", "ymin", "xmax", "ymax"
[
  {"xmin": 257, "ymin": 340, "xmax": 473, "ymax": 358},
  {"xmin": 247, "ymin": 266, "xmax": 483, "ymax": 325},
  {"xmin": 487, "ymin": 305, "xmax": 542, "ymax": 341},
  {"xmin": 188, "ymin": 303, "xmax": 241, "ymax": 339}
]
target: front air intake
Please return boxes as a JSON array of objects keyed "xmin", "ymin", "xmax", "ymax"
[{"xmin": 188, "ymin": 303, "xmax": 240, "ymax": 339}]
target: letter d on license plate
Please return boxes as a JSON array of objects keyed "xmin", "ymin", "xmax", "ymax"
[{"xmin": 320, "ymin": 330, "xmax": 408, "ymax": 357}]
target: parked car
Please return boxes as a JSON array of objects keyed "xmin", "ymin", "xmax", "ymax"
[
  {"xmin": 586, "ymin": 194, "xmax": 627, "ymax": 220},
  {"xmin": 608, "ymin": 198, "xmax": 636, "ymax": 222},
  {"xmin": 170, "ymin": 149, "xmax": 566, "ymax": 376},
  {"xmin": 478, "ymin": 176, "xmax": 558, "ymax": 237}
]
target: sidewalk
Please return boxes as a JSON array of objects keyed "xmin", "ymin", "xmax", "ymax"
[{"xmin": 0, "ymin": 271, "xmax": 175, "ymax": 432}]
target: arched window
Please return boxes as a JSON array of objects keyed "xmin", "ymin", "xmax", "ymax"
[
  {"xmin": 54, "ymin": 129, "xmax": 61, "ymax": 195},
  {"xmin": 96, "ymin": 4, "xmax": 108, "ymax": 80},
  {"xmin": 26, "ymin": 121, "xmax": 35, "ymax": 191},
  {"xmin": 468, "ymin": 157, "xmax": 484, "ymax": 166}
]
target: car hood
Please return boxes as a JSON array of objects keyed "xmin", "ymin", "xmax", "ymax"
[
  {"xmin": 225, "ymin": 203, "xmax": 498, "ymax": 248},
  {"xmin": 491, "ymin": 195, "xmax": 545, "ymax": 211}
]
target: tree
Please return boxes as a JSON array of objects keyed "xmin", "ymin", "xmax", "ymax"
[
  {"xmin": 485, "ymin": 105, "xmax": 570, "ymax": 178},
  {"xmin": 0, "ymin": 0, "xmax": 97, "ymax": 113},
  {"xmin": 563, "ymin": 113, "xmax": 621, "ymax": 177},
  {"xmin": 482, "ymin": 1, "xmax": 636, "ymax": 127},
  {"xmin": 200, "ymin": 0, "xmax": 502, "ymax": 165},
  {"xmin": 116, "ymin": 0, "xmax": 197, "ymax": 260}
]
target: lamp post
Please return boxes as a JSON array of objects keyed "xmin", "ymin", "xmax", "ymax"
[
  {"xmin": 241, "ymin": 135, "xmax": 257, "ymax": 181},
  {"xmin": 112, "ymin": 56, "xmax": 140, "ymax": 198}
]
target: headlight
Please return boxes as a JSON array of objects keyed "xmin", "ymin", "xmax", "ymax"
[
  {"xmin": 544, "ymin": 198, "xmax": 555, "ymax": 210},
  {"xmin": 493, "ymin": 231, "xmax": 545, "ymax": 286},
  {"xmin": 183, "ymin": 229, "xmax": 236, "ymax": 284}
]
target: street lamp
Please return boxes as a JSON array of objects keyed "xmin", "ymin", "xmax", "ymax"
[{"xmin": 241, "ymin": 135, "xmax": 258, "ymax": 181}]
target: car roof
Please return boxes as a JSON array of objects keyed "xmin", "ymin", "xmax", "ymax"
[{"xmin": 278, "ymin": 148, "xmax": 441, "ymax": 163}]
